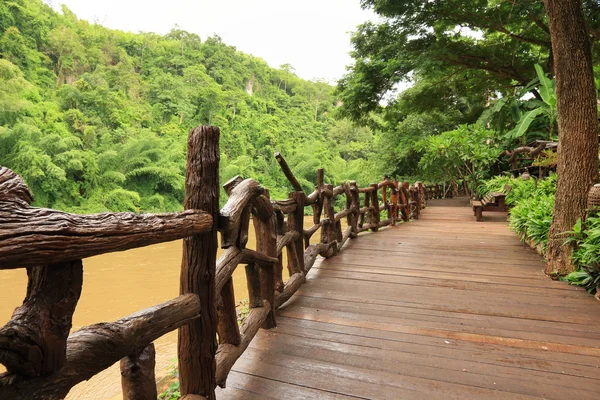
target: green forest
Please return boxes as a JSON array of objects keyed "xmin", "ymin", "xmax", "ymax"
[
  {"xmin": 0, "ymin": 0, "xmax": 378, "ymax": 213},
  {"xmin": 3, "ymin": 1, "xmax": 600, "ymax": 282}
]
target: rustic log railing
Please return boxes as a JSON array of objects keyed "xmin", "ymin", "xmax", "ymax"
[{"xmin": 0, "ymin": 125, "xmax": 446, "ymax": 400}]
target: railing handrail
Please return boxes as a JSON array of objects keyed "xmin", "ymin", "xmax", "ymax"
[{"xmin": 0, "ymin": 126, "xmax": 450, "ymax": 400}]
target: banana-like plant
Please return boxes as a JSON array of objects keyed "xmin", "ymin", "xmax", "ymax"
[{"xmin": 505, "ymin": 64, "xmax": 557, "ymax": 141}]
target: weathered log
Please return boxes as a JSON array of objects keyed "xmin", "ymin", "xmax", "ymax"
[
  {"xmin": 251, "ymin": 193, "xmax": 273, "ymax": 222},
  {"xmin": 287, "ymin": 191, "xmax": 305, "ymax": 273},
  {"xmin": 320, "ymin": 184, "xmax": 338, "ymax": 258},
  {"xmin": 359, "ymin": 223, "xmax": 379, "ymax": 233},
  {"xmin": 0, "ymin": 260, "xmax": 83, "ymax": 377},
  {"xmin": 378, "ymin": 179, "xmax": 397, "ymax": 190},
  {"xmin": 271, "ymin": 198, "xmax": 297, "ymax": 214},
  {"xmin": 390, "ymin": 180, "xmax": 399, "ymax": 225},
  {"xmin": 219, "ymin": 178, "xmax": 264, "ymax": 248},
  {"xmin": 215, "ymin": 247, "xmax": 278, "ymax": 296},
  {"xmin": 348, "ymin": 181, "xmax": 360, "ymax": 237},
  {"xmin": 276, "ymin": 230, "xmax": 301, "ymax": 255},
  {"xmin": 0, "ymin": 167, "xmax": 33, "ymax": 206},
  {"xmin": 304, "ymin": 242, "xmax": 336, "ymax": 273},
  {"xmin": 216, "ymin": 278, "xmax": 240, "ymax": 346},
  {"xmin": 379, "ymin": 219, "xmax": 393, "ymax": 228},
  {"xmin": 370, "ymin": 183, "xmax": 380, "ymax": 232},
  {"xmin": 120, "ymin": 343, "xmax": 157, "ymax": 400},
  {"xmin": 321, "ymin": 187, "xmax": 334, "ymax": 198},
  {"xmin": 245, "ymin": 263, "xmax": 262, "ymax": 309},
  {"xmin": 274, "ymin": 273, "xmax": 306, "ymax": 308},
  {"xmin": 215, "ymin": 300, "xmax": 270, "ymax": 388},
  {"xmin": 222, "ymin": 175, "xmax": 244, "ymax": 195},
  {"xmin": 332, "ymin": 185, "xmax": 345, "ymax": 196},
  {"xmin": 334, "ymin": 207, "xmax": 351, "ymax": 222},
  {"xmin": 303, "ymin": 222, "xmax": 322, "ymax": 240},
  {"xmin": 337, "ymin": 226, "xmax": 354, "ymax": 251},
  {"xmin": 0, "ymin": 208, "xmax": 212, "ymax": 269},
  {"xmin": 0, "ymin": 294, "xmax": 200, "ymax": 400},
  {"xmin": 305, "ymin": 189, "xmax": 318, "ymax": 206},
  {"xmin": 178, "ymin": 125, "xmax": 219, "ymax": 400},
  {"xmin": 310, "ymin": 168, "xmax": 324, "ymax": 222},
  {"xmin": 252, "ymin": 197, "xmax": 277, "ymax": 329},
  {"xmin": 358, "ymin": 186, "xmax": 376, "ymax": 193},
  {"xmin": 274, "ymin": 152, "xmax": 303, "ymax": 192}
]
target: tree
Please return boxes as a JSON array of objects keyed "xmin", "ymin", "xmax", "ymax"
[
  {"xmin": 543, "ymin": 0, "xmax": 599, "ymax": 275},
  {"xmin": 416, "ymin": 124, "xmax": 500, "ymax": 194},
  {"xmin": 338, "ymin": 0, "xmax": 600, "ymax": 122}
]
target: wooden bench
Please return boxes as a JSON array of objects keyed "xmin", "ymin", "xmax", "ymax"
[{"xmin": 472, "ymin": 185, "xmax": 512, "ymax": 222}]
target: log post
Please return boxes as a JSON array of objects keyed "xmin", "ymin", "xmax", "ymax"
[
  {"xmin": 216, "ymin": 278, "xmax": 240, "ymax": 346},
  {"xmin": 120, "ymin": 343, "xmax": 158, "ymax": 400},
  {"xmin": 349, "ymin": 181, "xmax": 360, "ymax": 236},
  {"xmin": 410, "ymin": 185, "xmax": 420, "ymax": 220},
  {"xmin": 253, "ymin": 192, "xmax": 277, "ymax": 329},
  {"xmin": 359, "ymin": 186, "xmax": 369, "ymax": 229},
  {"xmin": 274, "ymin": 210, "xmax": 285, "ymax": 292},
  {"xmin": 400, "ymin": 182, "xmax": 410, "ymax": 222},
  {"xmin": 0, "ymin": 260, "xmax": 83, "ymax": 376},
  {"xmin": 312, "ymin": 168, "xmax": 324, "ymax": 226},
  {"xmin": 391, "ymin": 180, "xmax": 399, "ymax": 225},
  {"xmin": 178, "ymin": 126, "xmax": 219, "ymax": 400},
  {"xmin": 321, "ymin": 184, "xmax": 338, "ymax": 257},
  {"xmin": 287, "ymin": 191, "xmax": 306, "ymax": 273},
  {"xmin": 370, "ymin": 183, "xmax": 380, "ymax": 232}
]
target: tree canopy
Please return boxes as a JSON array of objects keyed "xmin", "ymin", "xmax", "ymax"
[{"xmin": 338, "ymin": 0, "xmax": 600, "ymax": 123}]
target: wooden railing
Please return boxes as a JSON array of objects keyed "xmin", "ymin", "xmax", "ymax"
[{"xmin": 0, "ymin": 126, "xmax": 442, "ymax": 400}]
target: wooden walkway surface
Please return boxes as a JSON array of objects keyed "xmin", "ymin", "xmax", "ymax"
[{"xmin": 217, "ymin": 198, "xmax": 600, "ymax": 399}]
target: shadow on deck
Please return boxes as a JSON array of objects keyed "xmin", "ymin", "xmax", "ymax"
[{"xmin": 217, "ymin": 197, "xmax": 600, "ymax": 399}]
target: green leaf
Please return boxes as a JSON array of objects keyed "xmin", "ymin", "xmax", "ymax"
[
  {"xmin": 534, "ymin": 64, "xmax": 556, "ymax": 107},
  {"xmin": 505, "ymin": 108, "xmax": 542, "ymax": 139}
]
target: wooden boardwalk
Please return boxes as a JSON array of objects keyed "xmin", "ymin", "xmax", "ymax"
[{"xmin": 217, "ymin": 198, "xmax": 600, "ymax": 399}]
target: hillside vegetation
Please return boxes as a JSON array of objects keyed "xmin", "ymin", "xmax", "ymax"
[{"xmin": 0, "ymin": 0, "xmax": 377, "ymax": 212}]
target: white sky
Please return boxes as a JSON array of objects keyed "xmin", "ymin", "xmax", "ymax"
[{"xmin": 48, "ymin": 0, "xmax": 377, "ymax": 83}]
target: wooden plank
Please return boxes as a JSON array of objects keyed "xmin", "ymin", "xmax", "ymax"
[{"xmin": 217, "ymin": 197, "xmax": 600, "ymax": 400}]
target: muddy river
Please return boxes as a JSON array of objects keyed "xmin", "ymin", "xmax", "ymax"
[{"xmin": 0, "ymin": 218, "xmax": 323, "ymax": 399}]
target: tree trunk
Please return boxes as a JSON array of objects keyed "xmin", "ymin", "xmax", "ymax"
[{"xmin": 543, "ymin": 0, "xmax": 599, "ymax": 275}]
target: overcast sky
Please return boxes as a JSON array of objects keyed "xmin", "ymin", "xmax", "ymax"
[{"xmin": 49, "ymin": 0, "xmax": 377, "ymax": 83}]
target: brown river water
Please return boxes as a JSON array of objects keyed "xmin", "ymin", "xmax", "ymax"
[{"xmin": 0, "ymin": 218, "xmax": 323, "ymax": 399}]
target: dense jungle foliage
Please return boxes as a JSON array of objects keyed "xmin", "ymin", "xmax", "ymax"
[
  {"xmin": 0, "ymin": 0, "xmax": 380, "ymax": 212},
  {"xmin": 338, "ymin": 0, "xmax": 600, "ymax": 182}
]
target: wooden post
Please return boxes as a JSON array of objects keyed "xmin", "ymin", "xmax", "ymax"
[
  {"xmin": 178, "ymin": 126, "xmax": 219, "ymax": 400},
  {"xmin": 391, "ymin": 180, "xmax": 399, "ymax": 225},
  {"xmin": 0, "ymin": 261, "xmax": 83, "ymax": 376},
  {"xmin": 120, "ymin": 343, "xmax": 158, "ymax": 400},
  {"xmin": 274, "ymin": 210, "xmax": 285, "ymax": 292},
  {"xmin": 312, "ymin": 168, "xmax": 324, "ymax": 225},
  {"xmin": 321, "ymin": 184, "xmax": 338, "ymax": 257},
  {"xmin": 360, "ymin": 186, "xmax": 370, "ymax": 229},
  {"xmin": 253, "ymin": 191, "xmax": 277, "ymax": 329},
  {"xmin": 349, "ymin": 181, "xmax": 360, "ymax": 237},
  {"xmin": 402, "ymin": 182, "xmax": 411, "ymax": 222},
  {"xmin": 370, "ymin": 183, "xmax": 380, "ymax": 232},
  {"xmin": 216, "ymin": 278, "xmax": 240, "ymax": 346},
  {"xmin": 288, "ymin": 191, "xmax": 306, "ymax": 273}
]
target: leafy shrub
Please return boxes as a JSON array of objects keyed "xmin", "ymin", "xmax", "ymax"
[
  {"xmin": 562, "ymin": 217, "xmax": 600, "ymax": 294},
  {"xmin": 509, "ymin": 193, "xmax": 554, "ymax": 250},
  {"xmin": 477, "ymin": 173, "xmax": 556, "ymax": 206}
]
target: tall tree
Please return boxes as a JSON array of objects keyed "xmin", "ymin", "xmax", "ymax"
[
  {"xmin": 543, "ymin": 0, "xmax": 599, "ymax": 275},
  {"xmin": 338, "ymin": 0, "xmax": 600, "ymax": 122}
]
